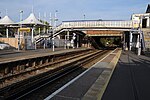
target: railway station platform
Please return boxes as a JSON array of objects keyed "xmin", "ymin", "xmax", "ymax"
[
  {"xmin": 0, "ymin": 47, "xmax": 91, "ymax": 79},
  {"xmin": 0, "ymin": 48, "xmax": 88, "ymax": 64},
  {"xmin": 102, "ymin": 51, "xmax": 150, "ymax": 100},
  {"xmin": 45, "ymin": 48, "xmax": 122, "ymax": 100}
]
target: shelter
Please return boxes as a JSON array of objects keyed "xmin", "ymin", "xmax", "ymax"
[
  {"xmin": 18, "ymin": 13, "xmax": 46, "ymax": 42},
  {"xmin": 18, "ymin": 13, "xmax": 44, "ymax": 25},
  {"xmin": 0, "ymin": 16, "xmax": 15, "ymax": 38}
]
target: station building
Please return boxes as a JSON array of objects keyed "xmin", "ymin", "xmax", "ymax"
[
  {"xmin": 131, "ymin": 4, "xmax": 150, "ymax": 51},
  {"xmin": 132, "ymin": 4, "xmax": 150, "ymax": 28}
]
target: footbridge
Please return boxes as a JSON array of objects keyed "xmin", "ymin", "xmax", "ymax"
[
  {"xmin": 36, "ymin": 20, "xmax": 148, "ymax": 55},
  {"xmin": 52, "ymin": 20, "xmax": 135, "ymax": 38},
  {"xmin": 37, "ymin": 20, "xmax": 136, "ymax": 41},
  {"xmin": 55, "ymin": 20, "xmax": 134, "ymax": 33},
  {"xmin": 53, "ymin": 20, "xmax": 139, "ymax": 48}
]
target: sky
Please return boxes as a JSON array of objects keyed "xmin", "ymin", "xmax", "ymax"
[{"xmin": 0, "ymin": 0, "xmax": 149, "ymax": 24}]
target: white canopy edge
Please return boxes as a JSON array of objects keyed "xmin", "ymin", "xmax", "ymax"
[
  {"xmin": 18, "ymin": 13, "xmax": 45, "ymax": 26},
  {"xmin": 0, "ymin": 16, "xmax": 15, "ymax": 25}
]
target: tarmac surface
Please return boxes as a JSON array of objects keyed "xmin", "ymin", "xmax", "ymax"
[{"xmin": 102, "ymin": 51, "xmax": 150, "ymax": 100}]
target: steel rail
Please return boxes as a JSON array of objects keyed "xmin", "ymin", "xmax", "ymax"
[{"xmin": 0, "ymin": 50, "xmax": 109, "ymax": 100}]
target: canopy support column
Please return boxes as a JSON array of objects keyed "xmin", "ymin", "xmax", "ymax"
[
  {"xmin": 38, "ymin": 27, "xmax": 41, "ymax": 34},
  {"xmin": 129, "ymin": 31, "xmax": 133, "ymax": 51},
  {"xmin": 47, "ymin": 28, "xmax": 49, "ymax": 34},
  {"xmin": 77, "ymin": 34, "xmax": 79, "ymax": 48},
  {"xmin": 6, "ymin": 27, "xmax": 9, "ymax": 38},
  {"xmin": 52, "ymin": 30, "xmax": 55, "ymax": 51},
  {"xmin": 44, "ymin": 27, "xmax": 46, "ymax": 33},
  {"xmin": 67, "ymin": 30, "xmax": 70, "ymax": 49},
  {"xmin": 44, "ymin": 38, "xmax": 46, "ymax": 49},
  {"xmin": 17, "ymin": 29, "xmax": 20, "ymax": 51},
  {"xmin": 31, "ymin": 27, "xmax": 34, "ymax": 43},
  {"xmin": 137, "ymin": 34, "xmax": 141, "ymax": 56}
]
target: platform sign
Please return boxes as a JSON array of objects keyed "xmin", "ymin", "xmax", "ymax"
[{"xmin": 19, "ymin": 28, "xmax": 31, "ymax": 32}]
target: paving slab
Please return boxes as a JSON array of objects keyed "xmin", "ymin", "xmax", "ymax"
[{"xmin": 102, "ymin": 51, "xmax": 150, "ymax": 100}]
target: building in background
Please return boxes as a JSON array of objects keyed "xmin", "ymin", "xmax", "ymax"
[
  {"xmin": 131, "ymin": 4, "xmax": 150, "ymax": 28},
  {"xmin": 131, "ymin": 4, "xmax": 150, "ymax": 52}
]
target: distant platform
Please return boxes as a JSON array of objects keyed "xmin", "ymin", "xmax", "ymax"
[{"xmin": 0, "ymin": 48, "xmax": 89, "ymax": 64}]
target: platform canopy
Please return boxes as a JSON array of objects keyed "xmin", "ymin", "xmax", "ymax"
[
  {"xmin": 0, "ymin": 16, "xmax": 16, "ymax": 38},
  {"xmin": 18, "ymin": 13, "xmax": 45, "ymax": 26},
  {"xmin": 0, "ymin": 15, "xmax": 15, "ymax": 25}
]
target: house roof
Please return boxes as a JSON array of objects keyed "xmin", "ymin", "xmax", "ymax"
[
  {"xmin": 146, "ymin": 4, "xmax": 150, "ymax": 13},
  {"xmin": 0, "ymin": 16, "xmax": 14, "ymax": 25}
]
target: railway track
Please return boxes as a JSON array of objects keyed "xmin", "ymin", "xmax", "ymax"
[
  {"xmin": 0, "ymin": 49, "xmax": 110, "ymax": 100},
  {"xmin": 0, "ymin": 49, "xmax": 92, "ymax": 87}
]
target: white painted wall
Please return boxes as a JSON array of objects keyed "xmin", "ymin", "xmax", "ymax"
[{"xmin": 132, "ymin": 13, "xmax": 150, "ymax": 28}]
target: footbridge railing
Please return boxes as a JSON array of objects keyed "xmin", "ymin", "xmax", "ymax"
[
  {"xmin": 55, "ymin": 20, "xmax": 133, "ymax": 32},
  {"xmin": 34, "ymin": 20, "xmax": 135, "ymax": 47}
]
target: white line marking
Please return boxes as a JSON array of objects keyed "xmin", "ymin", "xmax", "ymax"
[
  {"xmin": 55, "ymin": 95, "xmax": 79, "ymax": 100},
  {"xmin": 44, "ymin": 49, "xmax": 116, "ymax": 100}
]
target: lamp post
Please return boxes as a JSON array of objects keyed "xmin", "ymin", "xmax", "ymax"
[
  {"xmin": 54, "ymin": 10, "xmax": 58, "ymax": 27},
  {"xmin": 38, "ymin": 12, "xmax": 41, "ymax": 34},
  {"xmin": 0, "ymin": 12, "xmax": 1, "ymax": 19},
  {"xmin": 44, "ymin": 12, "xmax": 46, "ymax": 34},
  {"xmin": 18, "ymin": 10, "xmax": 23, "ymax": 51},
  {"xmin": 51, "ymin": 10, "xmax": 58, "ymax": 51},
  {"xmin": 83, "ymin": 14, "xmax": 85, "ymax": 20},
  {"xmin": 4, "ymin": 10, "xmax": 9, "ymax": 38},
  {"xmin": 20, "ymin": 10, "xmax": 23, "ymax": 27}
]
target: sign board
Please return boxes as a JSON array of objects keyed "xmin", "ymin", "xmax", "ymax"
[{"xmin": 19, "ymin": 28, "xmax": 31, "ymax": 32}]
